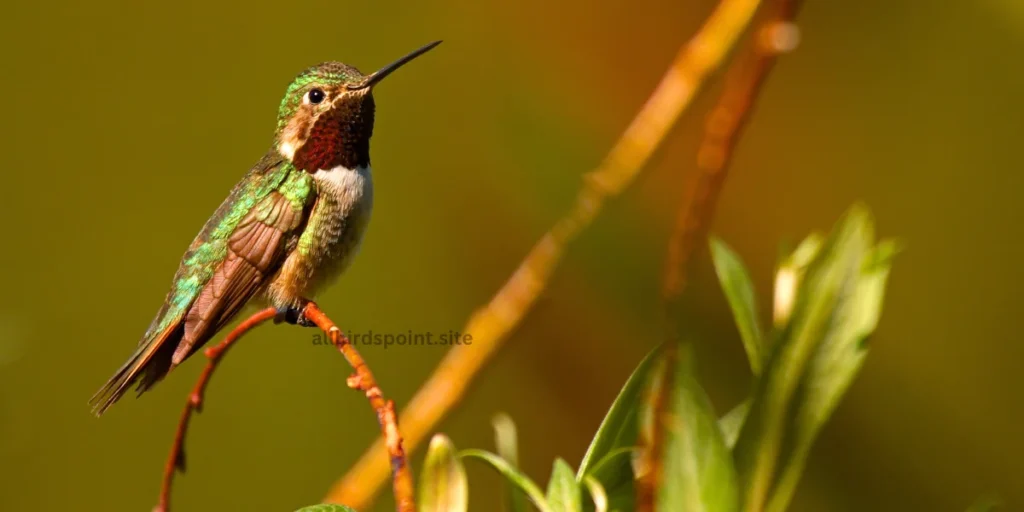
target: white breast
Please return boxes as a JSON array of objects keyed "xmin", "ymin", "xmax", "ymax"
[
  {"xmin": 312, "ymin": 164, "xmax": 373, "ymax": 197},
  {"xmin": 308, "ymin": 163, "xmax": 374, "ymax": 283}
]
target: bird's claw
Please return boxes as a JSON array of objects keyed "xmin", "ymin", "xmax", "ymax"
[{"xmin": 274, "ymin": 306, "xmax": 316, "ymax": 327}]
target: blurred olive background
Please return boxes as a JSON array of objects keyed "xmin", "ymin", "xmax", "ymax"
[{"xmin": 1, "ymin": 0, "xmax": 1022, "ymax": 510}]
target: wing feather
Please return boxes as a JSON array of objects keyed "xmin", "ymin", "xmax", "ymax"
[
  {"xmin": 171, "ymin": 190, "xmax": 306, "ymax": 364},
  {"xmin": 90, "ymin": 156, "xmax": 313, "ymax": 415}
]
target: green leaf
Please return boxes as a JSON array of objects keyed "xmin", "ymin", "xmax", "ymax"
[
  {"xmin": 655, "ymin": 346, "xmax": 740, "ymax": 512},
  {"xmin": 462, "ymin": 449, "xmax": 552, "ymax": 512},
  {"xmin": 581, "ymin": 475, "xmax": 608, "ymax": 512},
  {"xmin": 584, "ymin": 447, "xmax": 635, "ymax": 481},
  {"xmin": 711, "ymin": 237, "xmax": 764, "ymax": 374},
  {"xmin": 736, "ymin": 206, "xmax": 871, "ymax": 511},
  {"xmin": 294, "ymin": 505, "xmax": 358, "ymax": 512},
  {"xmin": 635, "ymin": 347, "xmax": 739, "ymax": 512},
  {"xmin": 733, "ymin": 204, "xmax": 895, "ymax": 512},
  {"xmin": 766, "ymin": 235, "xmax": 898, "ymax": 512},
  {"xmin": 546, "ymin": 458, "xmax": 583, "ymax": 512},
  {"xmin": 577, "ymin": 346, "xmax": 660, "ymax": 491},
  {"xmin": 418, "ymin": 434, "xmax": 468, "ymax": 512},
  {"xmin": 575, "ymin": 347, "xmax": 660, "ymax": 510},
  {"xmin": 718, "ymin": 401, "xmax": 750, "ymax": 450},
  {"xmin": 581, "ymin": 447, "xmax": 635, "ymax": 511},
  {"xmin": 493, "ymin": 414, "xmax": 528, "ymax": 512}
]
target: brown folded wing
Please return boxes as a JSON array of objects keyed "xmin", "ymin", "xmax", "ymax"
[{"xmin": 171, "ymin": 191, "xmax": 305, "ymax": 365}]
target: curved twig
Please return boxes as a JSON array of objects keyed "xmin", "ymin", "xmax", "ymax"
[
  {"xmin": 302, "ymin": 302, "xmax": 414, "ymax": 512},
  {"xmin": 155, "ymin": 303, "xmax": 413, "ymax": 512},
  {"xmin": 155, "ymin": 307, "xmax": 278, "ymax": 512}
]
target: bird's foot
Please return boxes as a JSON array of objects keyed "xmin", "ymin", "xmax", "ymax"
[{"xmin": 274, "ymin": 306, "xmax": 317, "ymax": 327}]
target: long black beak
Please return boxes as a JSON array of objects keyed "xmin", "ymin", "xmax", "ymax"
[{"xmin": 352, "ymin": 40, "xmax": 442, "ymax": 90}]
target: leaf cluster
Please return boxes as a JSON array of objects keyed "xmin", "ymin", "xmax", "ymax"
[{"xmin": 409, "ymin": 205, "xmax": 900, "ymax": 512}]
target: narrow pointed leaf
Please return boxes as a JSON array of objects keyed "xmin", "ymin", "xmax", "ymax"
[
  {"xmin": 635, "ymin": 348, "xmax": 740, "ymax": 511},
  {"xmin": 585, "ymin": 447, "xmax": 635, "ymax": 481},
  {"xmin": 577, "ymin": 347, "xmax": 660, "ymax": 507},
  {"xmin": 294, "ymin": 505, "xmax": 358, "ymax": 512},
  {"xmin": 493, "ymin": 414, "xmax": 528, "ymax": 512},
  {"xmin": 578, "ymin": 347, "xmax": 661, "ymax": 478},
  {"xmin": 582, "ymin": 475, "xmax": 608, "ymax": 512},
  {"xmin": 461, "ymin": 449, "xmax": 552, "ymax": 512},
  {"xmin": 718, "ymin": 401, "xmax": 750, "ymax": 450},
  {"xmin": 652, "ymin": 345, "xmax": 740, "ymax": 512},
  {"xmin": 766, "ymin": 237, "xmax": 898, "ymax": 512},
  {"xmin": 583, "ymin": 447, "xmax": 636, "ymax": 510},
  {"xmin": 733, "ymin": 205, "xmax": 882, "ymax": 512},
  {"xmin": 418, "ymin": 434, "xmax": 468, "ymax": 512},
  {"xmin": 711, "ymin": 237, "xmax": 764, "ymax": 374},
  {"xmin": 546, "ymin": 458, "xmax": 582, "ymax": 512}
]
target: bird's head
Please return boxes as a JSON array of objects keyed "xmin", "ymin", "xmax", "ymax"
[{"xmin": 274, "ymin": 40, "xmax": 441, "ymax": 172}]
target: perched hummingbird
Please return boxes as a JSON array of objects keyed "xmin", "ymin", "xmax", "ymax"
[{"xmin": 90, "ymin": 41, "xmax": 441, "ymax": 416}]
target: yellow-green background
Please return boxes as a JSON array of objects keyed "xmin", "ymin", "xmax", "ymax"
[{"xmin": 1, "ymin": 1, "xmax": 1021, "ymax": 510}]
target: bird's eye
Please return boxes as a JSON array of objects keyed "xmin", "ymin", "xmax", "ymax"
[{"xmin": 308, "ymin": 89, "xmax": 326, "ymax": 104}]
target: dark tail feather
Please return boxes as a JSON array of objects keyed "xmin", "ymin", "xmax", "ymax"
[{"xmin": 89, "ymin": 322, "xmax": 184, "ymax": 416}]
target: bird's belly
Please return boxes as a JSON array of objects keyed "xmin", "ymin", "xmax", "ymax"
[
  {"xmin": 309, "ymin": 203, "xmax": 372, "ymax": 291},
  {"xmin": 266, "ymin": 165, "xmax": 373, "ymax": 308}
]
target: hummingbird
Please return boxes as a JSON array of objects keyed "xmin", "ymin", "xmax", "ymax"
[{"xmin": 89, "ymin": 41, "xmax": 441, "ymax": 416}]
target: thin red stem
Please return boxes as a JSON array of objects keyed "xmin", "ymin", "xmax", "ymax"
[
  {"xmin": 302, "ymin": 302, "xmax": 415, "ymax": 512},
  {"xmin": 155, "ymin": 307, "xmax": 278, "ymax": 512},
  {"xmin": 663, "ymin": 0, "xmax": 805, "ymax": 314},
  {"xmin": 154, "ymin": 303, "xmax": 413, "ymax": 512},
  {"xmin": 645, "ymin": 0, "xmax": 805, "ymax": 509}
]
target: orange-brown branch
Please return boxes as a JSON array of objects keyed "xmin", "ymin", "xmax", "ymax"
[
  {"xmin": 155, "ymin": 307, "xmax": 278, "ymax": 512},
  {"xmin": 649, "ymin": 0, "xmax": 805, "ymax": 509},
  {"xmin": 302, "ymin": 302, "xmax": 415, "ymax": 512},
  {"xmin": 155, "ymin": 303, "xmax": 413, "ymax": 512},
  {"xmin": 662, "ymin": 0, "xmax": 805, "ymax": 308}
]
